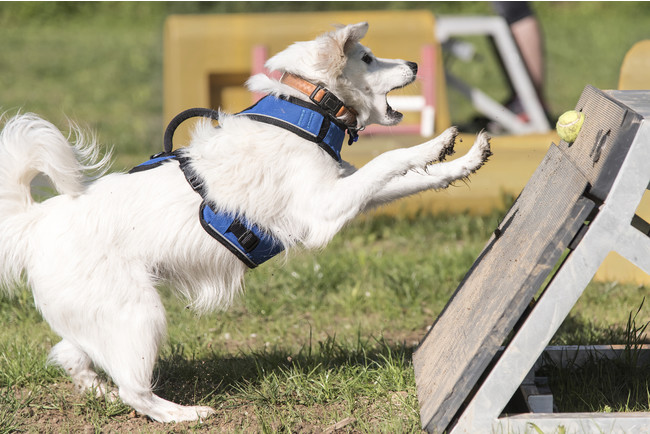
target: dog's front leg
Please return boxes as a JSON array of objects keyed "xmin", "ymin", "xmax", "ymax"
[
  {"xmin": 360, "ymin": 131, "xmax": 491, "ymax": 211},
  {"xmin": 301, "ymin": 128, "xmax": 460, "ymax": 247}
]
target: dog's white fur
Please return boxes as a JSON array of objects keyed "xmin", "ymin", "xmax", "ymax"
[{"xmin": 0, "ymin": 23, "xmax": 490, "ymax": 422}]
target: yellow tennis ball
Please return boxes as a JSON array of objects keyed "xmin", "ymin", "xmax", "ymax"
[{"xmin": 556, "ymin": 110, "xmax": 585, "ymax": 143}]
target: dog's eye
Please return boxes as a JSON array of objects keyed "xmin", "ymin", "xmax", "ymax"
[{"xmin": 361, "ymin": 53, "xmax": 373, "ymax": 64}]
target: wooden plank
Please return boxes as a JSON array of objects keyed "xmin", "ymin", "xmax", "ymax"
[{"xmin": 413, "ymin": 144, "xmax": 595, "ymax": 433}]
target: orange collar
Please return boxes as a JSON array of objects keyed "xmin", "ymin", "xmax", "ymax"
[{"xmin": 280, "ymin": 73, "xmax": 357, "ymax": 127}]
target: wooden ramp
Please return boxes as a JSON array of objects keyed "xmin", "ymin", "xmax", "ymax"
[{"xmin": 413, "ymin": 86, "xmax": 650, "ymax": 433}]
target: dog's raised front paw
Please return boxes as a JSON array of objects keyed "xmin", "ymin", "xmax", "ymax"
[
  {"xmin": 418, "ymin": 126, "xmax": 459, "ymax": 168},
  {"xmin": 467, "ymin": 130, "xmax": 492, "ymax": 173},
  {"xmin": 436, "ymin": 126, "xmax": 458, "ymax": 162}
]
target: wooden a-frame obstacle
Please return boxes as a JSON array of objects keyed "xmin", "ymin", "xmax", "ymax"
[{"xmin": 413, "ymin": 86, "xmax": 650, "ymax": 433}]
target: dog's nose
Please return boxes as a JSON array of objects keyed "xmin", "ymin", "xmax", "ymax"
[{"xmin": 407, "ymin": 61, "xmax": 418, "ymax": 75}]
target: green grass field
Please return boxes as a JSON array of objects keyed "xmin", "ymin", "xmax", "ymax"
[{"xmin": 2, "ymin": 2, "xmax": 650, "ymax": 432}]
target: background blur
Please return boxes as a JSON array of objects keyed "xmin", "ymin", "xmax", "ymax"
[{"xmin": 1, "ymin": 1, "xmax": 649, "ymax": 168}]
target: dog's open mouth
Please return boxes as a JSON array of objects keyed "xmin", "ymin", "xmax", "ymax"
[
  {"xmin": 384, "ymin": 69, "xmax": 417, "ymax": 123},
  {"xmin": 385, "ymin": 82, "xmax": 412, "ymax": 123},
  {"xmin": 386, "ymin": 100, "xmax": 403, "ymax": 123}
]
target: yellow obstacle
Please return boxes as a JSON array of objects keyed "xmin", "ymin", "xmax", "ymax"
[
  {"xmin": 618, "ymin": 40, "xmax": 650, "ymax": 90},
  {"xmin": 163, "ymin": 10, "xmax": 451, "ymax": 147}
]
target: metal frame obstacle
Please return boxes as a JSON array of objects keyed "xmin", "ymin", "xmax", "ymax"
[
  {"xmin": 435, "ymin": 15, "xmax": 550, "ymax": 135},
  {"xmin": 414, "ymin": 86, "xmax": 650, "ymax": 433}
]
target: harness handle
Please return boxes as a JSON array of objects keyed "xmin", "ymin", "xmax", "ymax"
[{"xmin": 163, "ymin": 108, "xmax": 220, "ymax": 153}]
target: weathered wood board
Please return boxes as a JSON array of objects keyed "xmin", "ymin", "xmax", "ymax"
[
  {"xmin": 413, "ymin": 86, "xmax": 644, "ymax": 433},
  {"xmin": 413, "ymin": 145, "xmax": 594, "ymax": 433}
]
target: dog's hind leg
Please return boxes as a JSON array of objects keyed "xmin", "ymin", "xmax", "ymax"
[
  {"xmin": 81, "ymin": 281, "xmax": 215, "ymax": 423},
  {"xmin": 73, "ymin": 279, "xmax": 214, "ymax": 422},
  {"xmin": 39, "ymin": 267, "xmax": 215, "ymax": 423},
  {"xmin": 48, "ymin": 339, "xmax": 116, "ymax": 399},
  {"xmin": 119, "ymin": 388, "xmax": 216, "ymax": 423}
]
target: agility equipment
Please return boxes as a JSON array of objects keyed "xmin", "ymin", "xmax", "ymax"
[
  {"xmin": 435, "ymin": 15, "xmax": 550, "ymax": 135},
  {"xmin": 414, "ymin": 86, "xmax": 650, "ymax": 433}
]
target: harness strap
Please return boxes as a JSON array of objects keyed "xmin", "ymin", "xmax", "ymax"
[
  {"xmin": 175, "ymin": 155, "xmax": 284, "ymax": 267},
  {"xmin": 129, "ymin": 153, "xmax": 284, "ymax": 268},
  {"xmin": 163, "ymin": 108, "xmax": 220, "ymax": 154},
  {"xmin": 199, "ymin": 201, "xmax": 284, "ymax": 268},
  {"xmin": 237, "ymin": 95, "xmax": 348, "ymax": 161},
  {"xmin": 128, "ymin": 153, "xmax": 177, "ymax": 173}
]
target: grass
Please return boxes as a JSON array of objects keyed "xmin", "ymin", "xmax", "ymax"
[{"xmin": 1, "ymin": 1, "xmax": 650, "ymax": 432}]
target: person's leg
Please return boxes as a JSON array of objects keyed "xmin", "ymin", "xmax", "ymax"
[{"xmin": 510, "ymin": 14, "xmax": 545, "ymax": 102}]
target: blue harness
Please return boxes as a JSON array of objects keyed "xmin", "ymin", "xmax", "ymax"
[
  {"xmin": 130, "ymin": 95, "xmax": 356, "ymax": 268},
  {"xmin": 237, "ymin": 95, "xmax": 354, "ymax": 161}
]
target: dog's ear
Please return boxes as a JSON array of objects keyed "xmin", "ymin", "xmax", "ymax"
[
  {"xmin": 334, "ymin": 22, "xmax": 369, "ymax": 54},
  {"xmin": 263, "ymin": 22, "xmax": 369, "ymax": 82},
  {"xmin": 316, "ymin": 22, "xmax": 369, "ymax": 77}
]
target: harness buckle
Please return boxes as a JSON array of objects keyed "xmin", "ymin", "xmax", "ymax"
[
  {"xmin": 310, "ymin": 85, "xmax": 343, "ymax": 115},
  {"xmin": 227, "ymin": 219, "xmax": 260, "ymax": 253}
]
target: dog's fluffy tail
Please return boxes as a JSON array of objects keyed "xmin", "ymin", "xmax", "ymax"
[{"xmin": 0, "ymin": 113, "xmax": 111, "ymax": 292}]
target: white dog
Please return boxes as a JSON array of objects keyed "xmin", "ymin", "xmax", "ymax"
[{"xmin": 0, "ymin": 22, "xmax": 490, "ymax": 422}]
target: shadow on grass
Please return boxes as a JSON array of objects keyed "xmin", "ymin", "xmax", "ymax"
[
  {"xmin": 150, "ymin": 308, "xmax": 650, "ymax": 413},
  {"xmin": 152, "ymin": 334, "xmax": 415, "ymax": 408}
]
